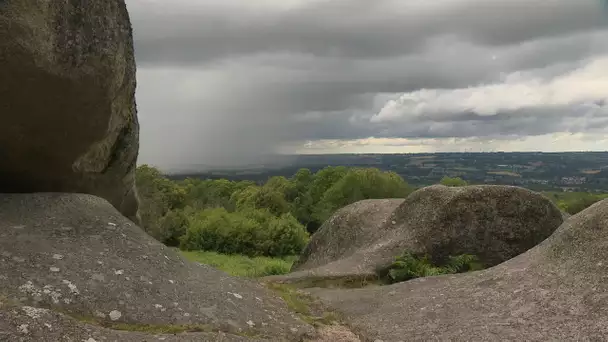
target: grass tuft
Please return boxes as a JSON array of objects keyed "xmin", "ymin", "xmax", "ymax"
[{"xmin": 180, "ymin": 250, "xmax": 296, "ymax": 278}]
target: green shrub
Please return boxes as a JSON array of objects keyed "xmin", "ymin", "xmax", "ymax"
[
  {"xmin": 439, "ymin": 176, "xmax": 468, "ymax": 187},
  {"xmin": 383, "ymin": 252, "xmax": 483, "ymax": 283},
  {"xmin": 179, "ymin": 208, "xmax": 309, "ymax": 257},
  {"xmin": 157, "ymin": 209, "xmax": 189, "ymax": 247}
]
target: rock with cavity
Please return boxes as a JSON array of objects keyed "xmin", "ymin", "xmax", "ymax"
[
  {"xmin": 0, "ymin": 0, "xmax": 140, "ymax": 222},
  {"xmin": 308, "ymin": 200, "xmax": 608, "ymax": 341}
]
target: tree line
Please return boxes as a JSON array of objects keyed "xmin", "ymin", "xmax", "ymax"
[
  {"xmin": 136, "ymin": 165, "xmax": 412, "ymax": 257},
  {"xmin": 136, "ymin": 166, "xmax": 604, "ymax": 258}
]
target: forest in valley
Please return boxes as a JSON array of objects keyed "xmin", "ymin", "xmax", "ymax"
[{"xmin": 135, "ymin": 165, "xmax": 607, "ymax": 277}]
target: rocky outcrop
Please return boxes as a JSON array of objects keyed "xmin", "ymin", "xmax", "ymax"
[
  {"xmin": 0, "ymin": 0, "xmax": 140, "ymax": 223},
  {"xmin": 0, "ymin": 193, "xmax": 316, "ymax": 341},
  {"xmin": 270, "ymin": 185, "xmax": 563, "ymax": 286},
  {"xmin": 308, "ymin": 199, "xmax": 608, "ymax": 341},
  {"xmin": 291, "ymin": 199, "xmax": 405, "ymax": 272}
]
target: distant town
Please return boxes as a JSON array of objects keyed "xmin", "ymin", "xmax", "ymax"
[{"xmin": 167, "ymin": 152, "xmax": 608, "ymax": 193}]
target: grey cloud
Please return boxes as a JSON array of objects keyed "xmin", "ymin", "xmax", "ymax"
[
  {"xmin": 128, "ymin": 0, "xmax": 607, "ymax": 66},
  {"xmin": 127, "ymin": 0, "xmax": 608, "ymax": 168}
]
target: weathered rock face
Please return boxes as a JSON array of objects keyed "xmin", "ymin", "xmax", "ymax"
[
  {"xmin": 291, "ymin": 199, "xmax": 406, "ymax": 272},
  {"xmin": 0, "ymin": 194, "xmax": 315, "ymax": 341},
  {"xmin": 309, "ymin": 199, "xmax": 608, "ymax": 341},
  {"xmin": 273, "ymin": 185, "xmax": 562, "ymax": 285},
  {"xmin": 0, "ymin": 0, "xmax": 140, "ymax": 223}
]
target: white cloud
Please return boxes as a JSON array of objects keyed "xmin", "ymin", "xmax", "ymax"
[
  {"xmin": 285, "ymin": 132, "xmax": 608, "ymax": 154},
  {"xmin": 371, "ymin": 55, "xmax": 608, "ymax": 122}
]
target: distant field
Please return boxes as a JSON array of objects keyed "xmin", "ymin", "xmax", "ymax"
[{"xmin": 487, "ymin": 171, "xmax": 521, "ymax": 177}]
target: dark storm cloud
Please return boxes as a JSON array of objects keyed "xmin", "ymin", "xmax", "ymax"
[
  {"xmin": 129, "ymin": 0, "xmax": 607, "ymax": 66},
  {"xmin": 125, "ymin": 0, "xmax": 608, "ymax": 168}
]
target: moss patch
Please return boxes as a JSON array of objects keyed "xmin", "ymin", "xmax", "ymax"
[
  {"xmin": 280, "ymin": 274, "xmax": 383, "ymax": 289},
  {"xmin": 266, "ymin": 283, "xmax": 342, "ymax": 327},
  {"xmin": 54, "ymin": 309, "xmax": 265, "ymax": 338}
]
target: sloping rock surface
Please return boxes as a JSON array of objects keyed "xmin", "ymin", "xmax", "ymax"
[
  {"xmin": 273, "ymin": 186, "xmax": 562, "ymax": 285},
  {"xmin": 0, "ymin": 0, "xmax": 140, "ymax": 222},
  {"xmin": 292, "ymin": 199, "xmax": 405, "ymax": 272},
  {"xmin": 0, "ymin": 193, "xmax": 315, "ymax": 341},
  {"xmin": 308, "ymin": 199, "xmax": 608, "ymax": 341}
]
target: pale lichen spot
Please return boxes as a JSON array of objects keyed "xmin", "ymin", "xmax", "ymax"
[
  {"xmin": 85, "ymin": 338, "xmax": 98, "ymax": 342},
  {"xmin": 62, "ymin": 279, "xmax": 80, "ymax": 294},
  {"xmin": 18, "ymin": 324, "xmax": 29, "ymax": 334},
  {"xmin": 49, "ymin": 267, "xmax": 60, "ymax": 272},
  {"xmin": 168, "ymin": 279, "xmax": 175, "ymax": 284},
  {"xmin": 21, "ymin": 306, "xmax": 49, "ymax": 319},
  {"xmin": 154, "ymin": 304, "xmax": 163, "ymax": 310},
  {"xmin": 108, "ymin": 222, "xmax": 117, "ymax": 227},
  {"xmin": 247, "ymin": 320, "xmax": 255, "ymax": 327},
  {"xmin": 94, "ymin": 311, "xmax": 106, "ymax": 318},
  {"xmin": 52, "ymin": 254, "xmax": 64, "ymax": 260},
  {"xmin": 109, "ymin": 310, "xmax": 122, "ymax": 321},
  {"xmin": 229, "ymin": 292, "xmax": 243, "ymax": 299},
  {"xmin": 12, "ymin": 256, "xmax": 26, "ymax": 263},
  {"xmin": 114, "ymin": 269, "xmax": 124, "ymax": 275}
]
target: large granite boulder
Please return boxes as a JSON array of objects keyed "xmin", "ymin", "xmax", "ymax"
[
  {"xmin": 309, "ymin": 199, "xmax": 608, "ymax": 341},
  {"xmin": 291, "ymin": 199, "xmax": 406, "ymax": 272},
  {"xmin": 0, "ymin": 193, "xmax": 316, "ymax": 341},
  {"xmin": 270, "ymin": 185, "xmax": 563, "ymax": 286},
  {"xmin": 0, "ymin": 0, "xmax": 140, "ymax": 223}
]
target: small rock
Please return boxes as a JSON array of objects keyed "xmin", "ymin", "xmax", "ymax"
[
  {"xmin": 108, "ymin": 222, "xmax": 117, "ymax": 227},
  {"xmin": 52, "ymin": 254, "xmax": 64, "ymax": 260},
  {"xmin": 114, "ymin": 269, "xmax": 124, "ymax": 275},
  {"xmin": 247, "ymin": 320, "xmax": 255, "ymax": 327},
  {"xmin": 18, "ymin": 324, "xmax": 29, "ymax": 334},
  {"xmin": 109, "ymin": 310, "xmax": 122, "ymax": 321},
  {"xmin": 49, "ymin": 267, "xmax": 60, "ymax": 272}
]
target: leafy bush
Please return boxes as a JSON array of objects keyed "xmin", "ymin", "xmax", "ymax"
[
  {"xmin": 313, "ymin": 168, "xmax": 412, "ymax": 224},
  {"xmin": 439, "ymin": 176, "xmax": 468, "ymax": 187},
  {"xmin": 157, "ymin": 210, "xmax": 189, "ymax": 247},
  {"xmin": 179, "ymin": 208, "xmax": 309, "ymax": 257},
  {"xmin": 383, "ymin": 252, "xmax": 483, "ymax": 283}
]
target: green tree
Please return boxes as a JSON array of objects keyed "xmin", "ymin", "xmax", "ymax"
[
  {"xmin": 312, "ymin": 168, "xmax": 412, "ymax": 225},
  {"xmin": 231, "ymin": 185, "xmax": 290, "ymax": 216},
  {"xmin": 135, "ymin": 165, "xmax": 187, "ymax": 241},
  {"xmin": 439, "ymin": 176, "xmax": 468, "ymax": 187},
  {"xmin": 561, "ymin": 193, "xmax": 602, "ymax": 215}
]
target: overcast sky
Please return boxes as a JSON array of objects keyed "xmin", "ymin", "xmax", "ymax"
[{"xmin": 126, "ymin": 0, "xmax": 608, "ymax": 170}]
